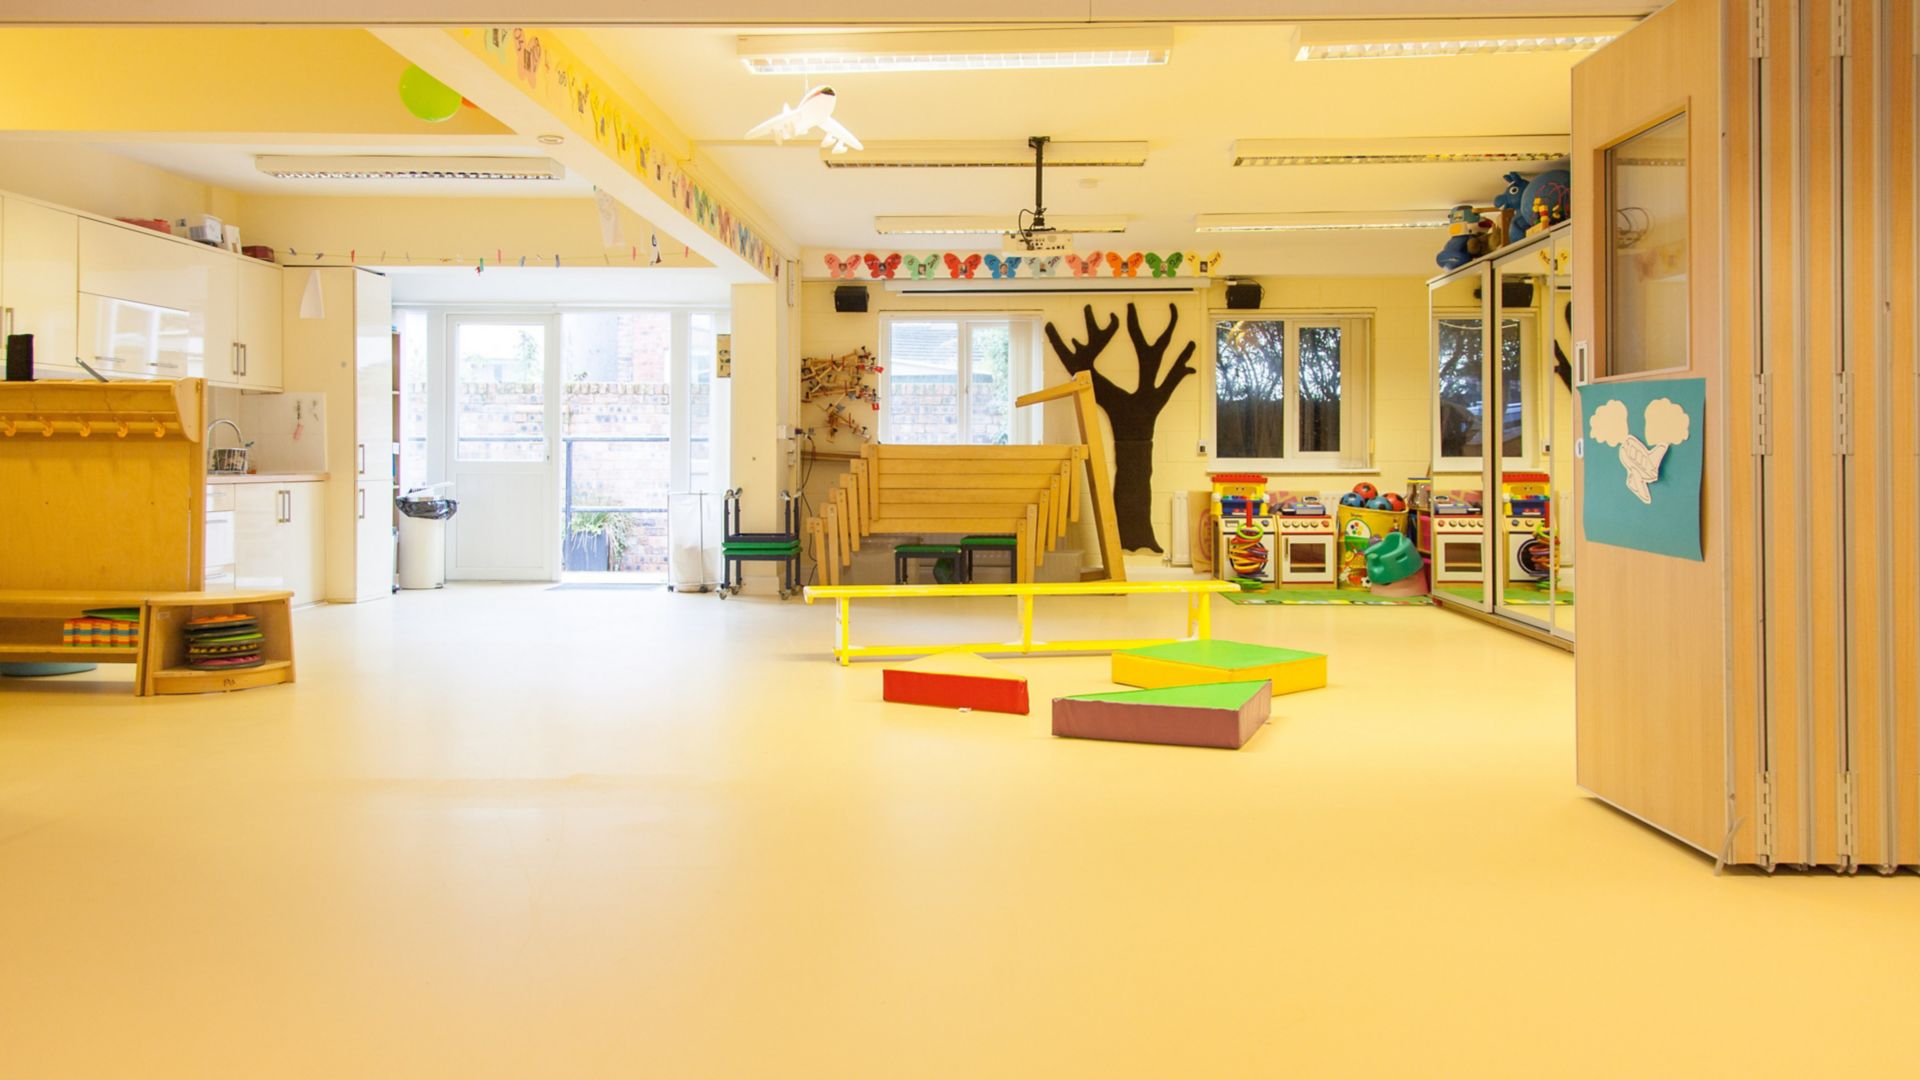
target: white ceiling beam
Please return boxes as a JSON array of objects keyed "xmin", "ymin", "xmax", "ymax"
[{"xmin": 371, "ymin": 27, "xmax": 792, "ymax": 283}]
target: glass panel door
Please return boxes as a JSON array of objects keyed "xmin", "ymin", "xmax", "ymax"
[
  {"xmin": 1493, "ymin": 257, "xmax": 1552, "ymax": 629},
  {"xmin": 1548, "ymin": 232, "xmax": 1577, "ymax": 639},
  {"xmin": 560, "ymin": 311, "xmax": 673, "ymax": 579},
  {"xmin": 447, "ymin": 316, "xmax": 559, "ymax": 580},
  {"xmin": 1429, "ymin": 272, "xmax": 1491, "ymax": 610}
]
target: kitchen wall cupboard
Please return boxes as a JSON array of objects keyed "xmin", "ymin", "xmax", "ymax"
[
  {"xmin": 282, "ymin": 267, "xmax": 394, "ymax": 603},
  {"xmin": 0, "ymin": 196, "xmax": 80, "ymax": 378},
  {"xmin": 1574, "ymin": 0, "xmax": 1917, "ymax": 871},
  {"xmin": 47, "ymin": 202, "xmax": 282, "ymax": 391},
  {"xmin": 231, "ymin": 481, "xmax": 324, "ymax": 607}
]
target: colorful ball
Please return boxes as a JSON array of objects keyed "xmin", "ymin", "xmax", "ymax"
[
  {"xmin": 1339, "ymin": 492, "xmax": 1366, "ymax": 508},
  {"xmin": 1351, "ymin": 482, "xmax": 1379, "ymax": 500},
  {"xmin": 1381, "ymin": 493, "xmax": 1407, "ymax": 512},
  {"xmin": 1365, "ymin": 496, "xmax": 1391, "ymax": 511},
  {"xmin": 399, "ymin": 65, "xmax": 462, "ymax": 122}
]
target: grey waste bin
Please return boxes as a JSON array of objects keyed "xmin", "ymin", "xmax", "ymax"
[{"xmin": 396, "ymin": 495, "xmax": 457, "ymax": 589}]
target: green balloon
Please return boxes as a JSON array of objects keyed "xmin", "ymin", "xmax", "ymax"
[{"xmin": 398, "ymin": 65, "xmax": 461, "ymax": 123}]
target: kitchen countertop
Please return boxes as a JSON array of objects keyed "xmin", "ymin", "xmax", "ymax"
[{"xmin": 207, "ymin": 473, "xmax": 330, "ymax": 485}]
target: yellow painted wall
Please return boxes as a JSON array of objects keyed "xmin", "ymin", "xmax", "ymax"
[
  {"xmin": 0, "ymin": 140, "xmax": 241, "ymax": 225},
  {"xmin": 0, "ymin": 29, "xmax": 509, "ymax": 136},
  {"xmin": 797, "ymin": 276, "xmax": 1439, "ymax": 559}
]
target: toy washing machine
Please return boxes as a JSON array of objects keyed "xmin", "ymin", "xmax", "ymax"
[
  {"xmin": 1276, "ymin": 514, "xmax": 1336, "ymax": 584},
  {"xmin": 1505, "ymin": 519, "xmax": 1554, "ymax": 582},
  {"xmin": 1218, "ymin": 515, "xmax": 1277, "ymax": 583}
]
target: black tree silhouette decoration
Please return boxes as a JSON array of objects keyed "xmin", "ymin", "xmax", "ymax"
[{"xmin": 1044, "ymin": 302, "xmax": 1196, "ymax": 553}]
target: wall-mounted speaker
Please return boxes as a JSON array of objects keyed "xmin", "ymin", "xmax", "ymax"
[
  {"xmin": 5, "ymin": 334, "xmax": 32, "ymax": 382},
  {"xmin": 1224, "ymin": 282, "xmax": 1263, "ymax": 310},
  {"xmin": 833, "ymin": 285, "xmax": 869, "ymax": 313}
]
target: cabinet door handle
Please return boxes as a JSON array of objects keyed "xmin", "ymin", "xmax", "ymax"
[
  {"xmin": 1, "ymin": 307, "xmax": 13, "ymax": 339},
  {"xmin": 231, "ymin": 343, "xmax": 240, "ymax": 376},
  {"xmin": 277, "ymin": 490, "xmax": 291, "ymax": 523},
  {"xmin": 357, "ymin": 444, "xmax": 366, "ymax": 475},
  {"xmin": 357, "ymin": 488, "xmax": 367, "ymax": 519},
  {"xmin": 239, "ymin": 343, "xmax": 248, "ymax": 377}
]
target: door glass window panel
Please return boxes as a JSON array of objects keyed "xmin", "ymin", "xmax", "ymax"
[
  {"xmin": 1499, "ymin": 318, "xmax": 1525, "ymax": 457},
  {"xmin": 1296, "ymin": 325, "xmax": 1342, "ymax": 455},
  {"xmin": 1607, "ymin": 111, "xmax": 1689, "ymax": 375},
  {"xmin": 1215, "ymin": 319, "xmax": 1286, "ymax": 458},
  {"xmin": 1436, "ymin": 317, "xmax": 1484, "ymax": 460},
  {"xmin": 454, "ymin": 322, "xmax": 547, "ymax": 462}
]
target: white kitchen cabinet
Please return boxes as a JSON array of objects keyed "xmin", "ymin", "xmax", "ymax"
[
  {"xmin": 233, "ymin": 481, "xmax": 325, "ymax": 607},
  {"xmin": 284, "ymin": 267, "xmax": 394, "ymax": 602},
  {"xmin": 79, "ymin": 218, "xmax": 217, "ymax": 379},
  {"xmin": 234, "ymin": 259, "xmax": 283, "ymax": 391},
  {"xmin": 0, "ymin": 197, "xmax": 79, "ymax": 378}
]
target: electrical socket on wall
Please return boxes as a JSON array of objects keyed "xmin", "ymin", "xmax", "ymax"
[{"xmin": 1196, "ymin": 439, "xmax": 1209, "ymax": 456}]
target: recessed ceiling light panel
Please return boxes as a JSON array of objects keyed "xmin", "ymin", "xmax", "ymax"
[
  {"xmin": 255, "ymin": 155, "xmax": 565, "ymax": 182},
  {"xmin": 1291, "ymin": 19, "xmax": 1633, "ymax": 62},
  {"xmin": 1232, "ymin": 136, "xmax": 1570, "ymax": 167},
  {"xmin": 875, "ymin": 215, "xmax": 1130, "ymax": 236},
  {"xmin": 823, "ymin": 141, "xmax": 1148, "ymax": 169},
  {"xmin": 739, "ymin": 28, "xmax": 1171, "ymax": 75},
  {"xmin": 1196, "ymin": 211, "xmax": 1448, "ymax": 233}
]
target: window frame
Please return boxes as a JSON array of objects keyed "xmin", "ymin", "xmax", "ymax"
[
  {"xmin": 877, "ymin": 313, "xmax": 1038, "ymax": 445},
  {"xmin": 1206, "ymin": 310, "xmax": 1373, "ymax": 472},
  {"xmin": 1431, "ymin": 308, "xmax": 1537, "ymax": 473}
]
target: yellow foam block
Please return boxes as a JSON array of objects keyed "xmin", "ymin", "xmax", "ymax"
[{"xmin": 1111, "ymin": 639, "xmax": 1327, "ymax": 696}]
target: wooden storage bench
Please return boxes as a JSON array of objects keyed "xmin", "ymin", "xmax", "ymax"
[{"xmin": 0, "ymin": 588, "xmax": 296, "ymax": 696}]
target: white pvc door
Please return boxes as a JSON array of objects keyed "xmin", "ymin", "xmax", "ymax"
[{"xmin": 447, "ymin": 315, "xmax": 560, "ymax": 580}]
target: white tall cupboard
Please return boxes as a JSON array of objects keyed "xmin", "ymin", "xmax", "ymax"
[
  {"xmin": 283, "ymin": 267, "xmax": 394, "ymax": 603},
  {"xmin": 0, "ymin": 196, "xmax": 79, "ymax": 377}
]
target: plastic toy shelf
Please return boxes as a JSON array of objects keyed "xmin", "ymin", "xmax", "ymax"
[{"xmin": 802, "ymin": 578, "xmax": 1238, "ymax": 665}]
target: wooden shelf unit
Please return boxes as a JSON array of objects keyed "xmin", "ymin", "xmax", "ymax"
[{"xmin": 0, "ymin": 588, "xmax": 294, "ymax": 696}]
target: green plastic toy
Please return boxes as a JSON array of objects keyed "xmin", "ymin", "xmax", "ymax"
[{"xmin": 1364, "ymin": 532, "xmax": 1422, "ymax": 587}]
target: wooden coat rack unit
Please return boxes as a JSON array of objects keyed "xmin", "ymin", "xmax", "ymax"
[{"xmin": 0, "ymin": 378, "xmax": 296, "ymax": 695}]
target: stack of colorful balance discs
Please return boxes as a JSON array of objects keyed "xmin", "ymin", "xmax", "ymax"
[{"xmin": 183, "ymin": 613, "xmax": 265, "ymax": 671}]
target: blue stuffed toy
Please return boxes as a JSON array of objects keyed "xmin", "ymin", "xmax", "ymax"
[
  {"xmin": 1495, "ymin": 170, "xmax": 1572, "ymax": 243},
  {"xmin": 1434, "ymin": 205, "xmax": 1492, "ymax": 270}
]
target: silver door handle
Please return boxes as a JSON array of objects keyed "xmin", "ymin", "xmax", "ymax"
[
  {"xmin": 278, "ymin": 489, "xmax": 291, "ymax": 523},
  {"xmin": 1, "ymin": 306, "xmax": 13, "ymax": 338},
  {"xmin": 357, "ymin": 488, "xmax": 366, "ymax": 519},
  {"xmin": 357, "ymin": 444, "xmax": 366, "ymax": 474},
  {"xmin": 239, "ymin": 343, "xmax": 247, "ymax": 377}
]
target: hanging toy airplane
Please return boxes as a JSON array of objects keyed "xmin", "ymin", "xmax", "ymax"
[{"xmin": 744, "ymin": 86, "xmax": 864, "ymax": 154}]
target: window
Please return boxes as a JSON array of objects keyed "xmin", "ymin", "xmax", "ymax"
[
  {"xmin": 880, "ymin": 317, "xmax": 1032, "ymax": 445},
  {"xmin": 1211, "ymin": 315, "xmax": 1371, "ymax": 467},
  {"xmin": 1434, "ymin": 314, "xmax": 1530, "ymax": 470}
]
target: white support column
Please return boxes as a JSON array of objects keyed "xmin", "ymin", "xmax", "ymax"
[{"xmin": 727, "ymin": 278, "xmax": 798, "ymax": 592}]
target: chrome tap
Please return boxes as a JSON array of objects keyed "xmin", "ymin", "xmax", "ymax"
[{"xmin": 206, "ymin": 418, "xmax": 251, "ymax": 473}]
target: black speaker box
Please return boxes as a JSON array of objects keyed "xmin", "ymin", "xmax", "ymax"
[
  {"xmin": 1224, "ymin": 282, "xmax": 1263, "ymax": 310},
  {"xmin": 5, "ymin": 334, "xmax": 31, "ymax": 382},
  {"xmin": 833, "ymin": 285, "xmax": 869, "ymax": 313}
]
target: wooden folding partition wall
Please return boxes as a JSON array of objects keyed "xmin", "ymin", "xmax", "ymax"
[{"xmin": 1576, "ymin": 0, "xmax": 1917, "ymax": 870}]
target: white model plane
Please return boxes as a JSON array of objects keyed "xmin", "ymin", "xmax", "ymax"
[{"xmin": 744, "ymin": 86, "xmax": 864, "ymax": 154}]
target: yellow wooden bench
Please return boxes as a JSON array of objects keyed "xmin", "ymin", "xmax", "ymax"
[{"xmin": 802, "ymin": 578, "xmax": 1237, "ymax": 665}]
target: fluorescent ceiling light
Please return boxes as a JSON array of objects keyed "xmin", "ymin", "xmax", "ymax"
[
  {"xmin": 255, "ymin": 155, "xmax": 565, "ymax": 181},
  {"xmin": 1196, "ymin": 211, "xmax": 1448, "ymax": 233},
  {"xmin": 1233, "ymin": 136, "xmax": 1569, "ymax": 167},
  {"xmin": 823, "ymin": 141, "xmax": 1148, "ymax": 169},
  {"xmin": 874, "ymin": 215, "xmax": 1130, "ymax": 236},
  {"xmin": 739, "ymin": 28, "xmax": 1171, "ymax": 75},
  {"xmin": 1293, "ymin": 19, "xmax": 1630, "ymax": 62},
  {"xmin": 1298, "ymin": 36, "xmax": 1614, "ymax": 61}
]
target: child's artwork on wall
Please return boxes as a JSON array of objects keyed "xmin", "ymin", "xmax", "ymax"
[{"xmin": 1580, "ymin": 377, "xmax": 1704, "ymax": 560}]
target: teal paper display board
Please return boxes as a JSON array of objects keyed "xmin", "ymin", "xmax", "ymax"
[{"xmin": 1579, "ymin": 377, "xmax": 1706, "ymax": 561}]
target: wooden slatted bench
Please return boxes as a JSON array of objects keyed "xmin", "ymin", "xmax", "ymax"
[
  {"xmin": 802, "ymin": 579, "xmax": 1238, "ymax": 665},
  {"xmin": 804, "ymin": 372, "xmax": 1129, "ymax": 588}
]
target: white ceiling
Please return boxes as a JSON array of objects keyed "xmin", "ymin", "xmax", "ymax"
[
  {"xmin": 586, "ymin": 21, "xmax": 1609, "ymax": 276},
  {"xmin": 89, "ymin": 139, "xmax": 596, "ymax": 198}
]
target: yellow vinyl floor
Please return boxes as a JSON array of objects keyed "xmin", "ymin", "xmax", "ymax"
[{"xmin": 1, "ymin": 584, "xmax": 1916, "ymax": 1078}]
